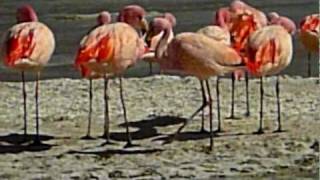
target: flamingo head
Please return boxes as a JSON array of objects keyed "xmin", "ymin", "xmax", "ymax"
[
  {"xmin": 145, "ymin": 17, "xmax": 172, "ymax": 47},
  {"xmin": 97, "ymin": 11, "xmax": 111, "ymax": 25},
  {"xmin": 230, "ymin": 0, "xmax": 248, "ymax": 13},
  {"xmin": 16, "ymin": 4, "xmax": 38, "ymax": 23},
  {"xmin": 268, "ymin": 12, "xmax": 297, "ymax": 35},
  {"xmin": 267, "ymin": 12, "xmax": 280, "ymax": 22},
  {"xmin": 159, "ymin": 12, "xmax": 177, "ymax": 27},
  {"xmin": 213, "ymin": 7, "xmax": 231, "ymax": 29},
  {"xmin": 117, "ymin": 5, "xmax": 148, "ymax": 35}
]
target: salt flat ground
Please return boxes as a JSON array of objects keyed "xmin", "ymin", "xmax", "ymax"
[{"xmin": 0, "ymin": 75, "xmax": 318, "ymax": 179}]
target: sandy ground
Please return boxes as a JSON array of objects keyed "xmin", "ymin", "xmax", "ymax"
[{"xmin": 0, "ymin": 75, "xmax": 319, "ymax": 179}]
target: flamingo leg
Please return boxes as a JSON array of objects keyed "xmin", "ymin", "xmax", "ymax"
[
  {"xmin": 228, "ymin": 73, "xmax": 235, "ymax": 119},
  {"xmin": 119, "ymin": 77, "xmax": 133, "ymax": 147},
  {"xmin": 307, "ymin": 53, "xmax": 311, "ymax": 77},
  {"xmin": 205, "ymin": 80, "xmax": 214, "ymax": 151},
  {"xmin": 83, "ymin": 79, "xmax": 93, "ymax": 139},
  {"xmin": 172, "ymin": 80, "xmax": 209, "ymax": 142},
  {"xmin": 256, "ymin": 77, "xmax": 264, "ymax": 134},
  {"xmin": 22, "ymin": 71, "xmax": 28, "ymax": 137},
  {"xmin": 102, "ymin": 76, "xmax": 111, "ymax": 142},
  {"xmin": 34, "ymin": 72, "xmax": 41, "ymax": 144},
  {"xmin": 274, "ymin": 75, "xmax": 283, "ymax": 132},
  {"xmin": 200, "ymin": 108, "xmax": 205, "ymax": 132},
  {"xmin": 199, "ymin": 80, "xmax": 207, "ymax": 133},
  {"xmin": 245, "ymin": 72, "xmax": 250, "ymax": 116},
  {"xmin": 216, "ymin": 76, "xmax": 222, "ymax": 133}
]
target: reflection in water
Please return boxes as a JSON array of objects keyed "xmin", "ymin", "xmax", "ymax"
[{"xmin": 0, "ymin": 0, "xmax": 318, "ymax": 81}]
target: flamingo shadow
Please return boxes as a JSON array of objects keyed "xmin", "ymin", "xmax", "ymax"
[
  {"xmin": 109, "ymin": 115, "xmax": 186, "ymax": 141},
  {"xmin": 153, "ymin": 131, "xmax": 211, "ymax": 143},
  {"xmin": 67, "ymin": 147, "xmax": 163, "ymax": 158},
  {"xmin": 0, "ymin": 133, "xmax": 54, "ymax": 154},
  {"xmin": 154, "ymin": 129, "xmax": 282, "ymax": 144}
]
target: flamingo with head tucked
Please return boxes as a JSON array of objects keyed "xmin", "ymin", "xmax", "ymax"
[
  {"xmin": 1, "ymin": 4, "xmax": 55, "ymax": 144},
  {"xmin": 146, "ymin": 17, "xmax": 245, "ymax": 150},
  {"xmin": 298, "ymin": 14, "xmax": 320, "ymax": 77},
  {"xmin": 75, "ymin": 5, "xmax": 148, "ymax": 147},
  {"xmin": 244, "ymin": 14, "xmax": 296, "ymax": 134},
  {"xmin": 215, "ymin": 0, "xmax": 267, "ymax": 119},
  {"xmin": 74, "ymin": 11, "xmax": 112, "ymax": 140}
]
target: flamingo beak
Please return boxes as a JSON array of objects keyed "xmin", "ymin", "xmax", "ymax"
[
  {"xmin": 145, "ymin": 29, "xmax": 155, "ymax": 47},
  {"xmin": 139, "ymin": 18, "xmax": 149, "ymax": 36},
  {"xmin": 145, "ymin": 38, "xmax": 152, "ymax": 47}
]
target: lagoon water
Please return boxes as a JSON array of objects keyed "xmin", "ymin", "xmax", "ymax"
[{"xmin": 0, "ymin": 0, "xmax": 318, "ymax": 81}]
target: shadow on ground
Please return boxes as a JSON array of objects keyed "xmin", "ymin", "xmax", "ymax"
[
  {"xmin": 67, "ymin": 147, "xmax": 164, "ymax": 158},
  {"xmin": 110, "ymin": 115, "xmax": 186, "ymax": 141},
  {"xmin": 0, "ymin": 133, "xmax": 54, "ymax": 154}
]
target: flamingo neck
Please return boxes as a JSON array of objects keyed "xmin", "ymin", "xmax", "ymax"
[{"xmin": 155, "ymin": 28, "xmax": 171, "ymax": 59}]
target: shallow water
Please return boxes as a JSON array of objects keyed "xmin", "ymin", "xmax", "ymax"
[{"xmin": 0, "ymin": 0, "xmax": 318, "ymax": 81}]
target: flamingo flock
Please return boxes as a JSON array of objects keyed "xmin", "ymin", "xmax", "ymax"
[{"xmin": 0, "ymin": 1, "xmax": 319, "ymax": 150}]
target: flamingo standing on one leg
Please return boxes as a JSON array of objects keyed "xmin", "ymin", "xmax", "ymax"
[
  {"xmin": 215, "ymin": 0, "xmax": 267, "ymax": 119},
  {"xmin": 1, "ymin": 5, "xmax": 55, "ymax": 144},
  {"xmin": 75, "ymin": 5, "xmax": 148, "ymax": 147},
  {"xmin": 146, "ymin": 17, "xmax": 245, "ymax": 150},
  {"xmin": 142, "ymin": 12, "xmax": 176, "ymax": 75},
  {"xmin": 298, "ymin": 14, "xmax": 320, "ymax": 77},
  {"xmin": 196, "ymin": 25, "xmax": 230, "ymax": 133},
  {"xmin": 244, "ymin": 15, "xmax": 296, "ymax": 133},
  {"xmin": 74, "ymin": 11, "xmax": 112, "ymax": 140}
]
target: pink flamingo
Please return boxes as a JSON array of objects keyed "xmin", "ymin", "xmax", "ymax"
[
  {"xmin": 196, "ymin": 25, "xmax": 230, "ymax": 133},
  {"xmin": 74, "ymin": 11, "xmax": 112, "ymax": 140},
  {"xmin": 215, "ymin": 0, "xmax": 267, "ymax": 119},
  {"xmin": 298, "ymin": 14, "xmax": 319, "ymax": 77},
  {"xmin": 75, "ymin": 5, "xmax": 148, "ymax": 147},
  {"xmin": 1, "ymin": 5, "xmax": 55, "ymax": 144},
  {"xmin": 244, "ymin": 14, "xmax": 296, "ymax": 133},
  {"xmin": 146, "ymin": 17, "xmax": 245, "ymax": 150}
]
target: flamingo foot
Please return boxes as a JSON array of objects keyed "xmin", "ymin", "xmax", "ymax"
[
  {"xmin": 214, "ymin": 128, "xmax": 225, "ymax": 134},
  {"xmin": 81, "ymin": 135, "xmax": 95, "ymax": 140},
  {"xmin": 253, "ymin": 128, "xmax": 265, "ymax": 134},
  {"xmin": 202, "ymin": 145, "xmax": 214, "ymax": 153},
  {"xmin": 273, "ymin": 128, "xmax": 286, "ymax": 133},
  {"xmin": 199, "ymin": 128, "xmax": 209, "ymax": 134},
  {"xmin": 244, "ymin": 111, "xmax": 250, "ymax": 117}
]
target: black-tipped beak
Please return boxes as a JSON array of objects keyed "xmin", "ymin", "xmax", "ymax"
[
  {"xmin": 140, "ymin": 18, "xmax": 149, "ymax": 36},
  {"xmin": 145, "ymin": 36, "xmax": 152, "ymax": 47}
]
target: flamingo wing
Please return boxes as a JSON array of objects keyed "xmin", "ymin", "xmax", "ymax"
[
  {"xmin": 299, "ymin": 14, "xmax": 320, "ymax": 52},
  {"xmin": 4, "ymin": 28, "xmax": 36, "ymax": 67},
  {"xmin": 300, "ymin": 14, "xmax": 320, "ymax": 33},
  {"xmin": 171, "ymin": 33, "xmax": 243, "ymax": 78},
  {"xmin": 246, "ymin": 38, "xmax": 279, "ymax": 75},
  {"xmin": 230, "ymin": 13, "xmax": 258, "ymax": 53},
  {"xmin": 1, "ymin": 22, "xmax": 55, "ymax": 71},
  {"xmin": 75, "ymin": 29, "xmax": 114, "ymax": 76}
]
